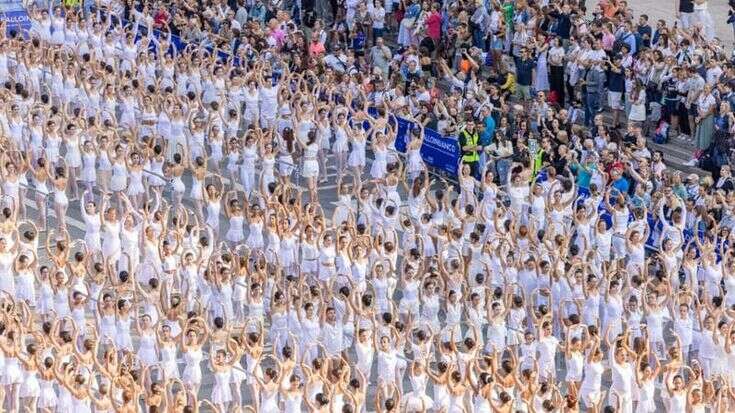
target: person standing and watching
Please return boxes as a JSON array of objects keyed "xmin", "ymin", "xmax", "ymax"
[
  {"xmin": 459, "ymin": 119, "xmax": 482, "ymax": 179},
  {"xmin": 477, "ymin": 106, "xmax": 496, "ymax": 174},
  {"xmin": 678, "ymin": 0, "xmax": 694, "ymax": 28}
]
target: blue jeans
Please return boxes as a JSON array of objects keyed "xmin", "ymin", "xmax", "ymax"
[
  {"xmin": 495, "ymin": 158, "xmax": 511, "ymax": 185},
  {"xmin": 584, "ymin": 91, "xmax": 601, "ymax": 126}
]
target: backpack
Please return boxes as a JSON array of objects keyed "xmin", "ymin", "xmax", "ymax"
[{"xmin": 612, "ymin": 33, "xmax": 633, "ymax": 55}]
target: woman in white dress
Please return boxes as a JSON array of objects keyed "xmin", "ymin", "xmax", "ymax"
[
  {"xmin": 100, "ymin": 196, "xmax": 121, "ymax": 264},
  {"xmin": 79, "ymin": 140, "xmax": 98, "ymax": 197},
  {"xmin": 49, "ymin": 163, "xmax": 69, "ymax": 231},
  {"xmin": 347, "ymin": 124, "xmax": 368, "ymax": 182},
  {"xmin": 332, "ymin": 110, "xmax": 350, "ymax": 184},
  {"xmin": 240, "ymin": 133, "xmax": 259, "ymax": 196},
  {"xmin": 210, "ymin": 349, "xmax": 234, "ymax": 413},
  {"xmin": 296, "ymin": 129, "xmax": 320, "ymax": 202},
  {"xmin": 108, "ymin": 144, "xmax": 128, "ymax": 201},
  {"xmin": 136, "ymin": 314, "xmax": 159, "ymax": 367},
  {"xmin": 635, "ymin": 351, "xmax": 661, "ymax": 413},
  {"xmin": 50, "ymin": 6, "xmax": 66, "ymax": 45},
  {"xmin": 0, "ymin": 325, "xmax": 24, "ymax": 412},
  {"xmin": 243, "ymin": 78, "xmax": 261, "ymax": 128},
  {"xmin": 124, "ymin": 151, "xmax": 146, "ymax": 209},
  {"xmin": 62, "ymin": 123, "xmax": 82, "ymax": 200},
  {"xmin": 96, "ymin": 135, "xmax": 112, "ymax": 194},
  {"xmin": 253, "ymin": 365, "xmax": 282, "ymax": 413},
  {"xmin": 182, "ymin": 318, "xmax": 208, "ymax": 395},
  {"xmin": 29, "ymin": 156, "xmax": 51, "ymax": 230},
  {"xmin": 370, "ymin": 132, "xmax": 390, "ymax": 180},
  {"xmin": 79, "ymin": 195, "xmax": 102, "ymax": 254},
  {"xmin": 224, "ymin": 191, "xmax": 245, "ymax": 246}
]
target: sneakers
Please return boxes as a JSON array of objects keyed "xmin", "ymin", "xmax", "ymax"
[{"xmin": 683, "ymin": 158, "xmax": 698, "ymax": 166}]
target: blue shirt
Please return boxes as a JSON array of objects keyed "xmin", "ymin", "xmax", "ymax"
[
  {"xmin": 570, "ymin": 162, "xmax": 594, "ymax": 189},
  {"xmin": 406, "ymin": 3, "xmax": 421, "ymax": 19},
  {"xmin": 618, "ymin": 31, "xmax": 637, "ymax": 55},
  {"xmin": 611, "ymin": 177, "xmax": 630, "ymax": 196},
  {"xmin": 480, "ymin": 115, "xmax": 495, "ymax": 146}
]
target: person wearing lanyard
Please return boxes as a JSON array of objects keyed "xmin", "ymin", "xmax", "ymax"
[{"xmin": 459, "ymin": 119, "xmax": 482, "ymax": 179}]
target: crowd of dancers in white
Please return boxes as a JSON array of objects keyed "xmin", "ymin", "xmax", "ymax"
[{"xmin": 0, "ymin": 3, "xmax": 729, "ymax": 413}]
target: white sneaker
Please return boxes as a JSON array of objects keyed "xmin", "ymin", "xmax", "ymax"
[{"xmin": 683, "ymin": 159, "xmax": 698, "ymax": 166}]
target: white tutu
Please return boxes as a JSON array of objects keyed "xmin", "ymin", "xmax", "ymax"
[
  {"xmin": 212, "ymin": 371, "xmax": 232, "ymax": 404},
  {"xmin": 370, "ymin": 158, "xmax": 387, "ymax": 179},
  {"xmin": 20, "ymin": 372, "xmax": 40, "ymax": 397},
  {"xmin": 226, "ymin": 229, "xmax": 244, "ymax": 243},
  {"xmin": 110, "ymin": 175, "xmax": 127, "ymax": 192},
  {"xmin": 347, "ymin": 149, "xmax": 365, "ymax": 168},
  {"xmin": 302, "ymin": 159, "xmax": 319, "ymax": 178},
  {"xmin": 3, "ymin": 358, "xmax": 22, "ymax": 385}
]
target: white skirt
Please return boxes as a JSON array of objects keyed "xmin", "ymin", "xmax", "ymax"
[
  {"xmin": 347, "ymin": 150, "xmax": 365, "ymax": 168},
  {"xmin": 15, "ymin": 276, "xmax": 35, "ymax": 303},
  {"xmin": 127, "ymin": 181, "xmax": 145, "ymax": 196},
  {"xmin": 370, "ymin": 158, "xmax": 387, "ymax": 179},
  {"xmin": 3, "ymin": 359, "xmax": 22, "ymax": 385},
  {"xmin": 226, "ymin": 229, "xmax": 245, "ymax": 243},
  {"xmin": 302, "ymin": 159, "xmax": 319, "ymax": 178},
  {"xmin": 212, "ymin": 382, "xmax": 233, "ymax": 404},
  {"xmin": 110, "ymin": 175, "xmax": 127, "ymax": 192},
  {"xmin": 278, "ymin": 155, "xmax": 294, "ymax": 177},
  {"xmin": 81, "ymin": 166, "xmax": 96, "ymax": 183},
  {"xmin": 20, "ymin": 373, "xmax": 40, "ymax": 397}
]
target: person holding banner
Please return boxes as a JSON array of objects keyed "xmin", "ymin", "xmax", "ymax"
[{"xmin": 458, "ymin": 119, "xmax": 482, "ymax": 179}]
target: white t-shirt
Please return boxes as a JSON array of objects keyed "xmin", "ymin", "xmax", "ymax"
[
  {"xmin": 582, "ymin": 49, "xmax": 607, "ymax": 70},
  {"xmin": 370, "ymin": 6, "xmax": 386, "ymax": 29}
]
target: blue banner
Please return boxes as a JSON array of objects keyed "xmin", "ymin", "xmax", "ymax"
[
  {"xmin": 0, "ymin": 0, "xmax": 30, "ymax": 33},
  {"xmin": 419, "ymin": 128, "xmax": 461, "ymax": 176},
  {"xmin": 366, "ymin": 109, "xmax": 461, "ymax": 176}
]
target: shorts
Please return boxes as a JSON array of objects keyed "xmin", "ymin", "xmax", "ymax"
[
  {"xmin": 608, "ymin": 91, "xmax": 623, "ymax": 110},
  {"xmin": 515, "ymin": 85, "xmax": 531, "ymax": 101}
]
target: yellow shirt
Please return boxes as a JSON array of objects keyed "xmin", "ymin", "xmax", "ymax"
[{"xmin": 500, "ymin": 73, "xmax": 516, "ymax": 93}]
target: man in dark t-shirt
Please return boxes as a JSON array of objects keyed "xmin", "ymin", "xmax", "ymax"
[{"xmin": 678, "ymin": 0, "xmax": 694, "ymax": 28}]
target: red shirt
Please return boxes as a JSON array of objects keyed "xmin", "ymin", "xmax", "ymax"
[
  {"xmin": 426, "ymin": 11, "xmax": 442, "ymax": 41},
  {"xmin": 154, "ymin": 10, "xmax": 169, "ymax": 27},
  {"xmin": 309, "ymin": 41, "xmax": 325, "ymax": 57}
]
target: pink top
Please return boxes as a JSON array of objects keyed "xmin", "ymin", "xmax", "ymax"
[
  {"xmin": 426, "ymin": 12, "xmax": 442, "ymax": 41},
  {"xmin": 602, "ymin": 32, "xmax": 615, "ymax": 51},
  {"xmin": 309, "ymin": 41, "xmax": 325, "ymax": 56},
  {"xmin": 269, "ymin": 29, "xmax": 286, "ymax": 47}
]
